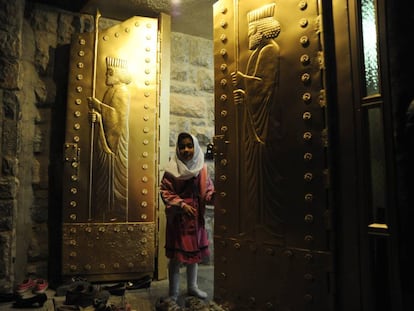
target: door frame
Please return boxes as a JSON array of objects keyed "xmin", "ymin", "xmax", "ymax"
[{"xmin": 330, "ymin": 0, "xmax": 402, "ymax": 309}]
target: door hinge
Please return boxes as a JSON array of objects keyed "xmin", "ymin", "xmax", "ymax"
[
  {"xmin": 318, "ymin": 51, "xmax": 325, "ymax": 70},
  {"xmin": 319, "ymin": 89, "xmax": 326, "ymax": 108}
]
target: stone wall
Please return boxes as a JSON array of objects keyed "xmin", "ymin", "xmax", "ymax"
[
  {"xmin": 169, "ymin": 32, "xmax": 215, "ymax": 263},
  {"xmin": 169, "ymin": 33, "xmax": 214, "ymax": 149},
  {"xmin": 0, "ymin": 0, "xmax": 82, "ymax": 291},
  {"xmin": 0, "ymin": 0, "xmax": 214, "ymax": 291}
]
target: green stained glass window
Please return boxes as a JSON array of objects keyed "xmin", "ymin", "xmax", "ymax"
[{"xmin": 362, "ymin": 0, "xmax": 380, "ymax": 95}]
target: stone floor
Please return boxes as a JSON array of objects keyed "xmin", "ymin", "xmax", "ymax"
[{"xmin": 0, "ymin": 264, "xmax": 214, "ymax": 311}]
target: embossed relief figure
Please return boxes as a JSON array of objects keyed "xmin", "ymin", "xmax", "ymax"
[
  {"xmin": 88, "ymin": 57, "xmax": 131, "ymax": 222},
  {"xmin": 231, "ymin": 3, "xmax": 283, "ymax": 234}
]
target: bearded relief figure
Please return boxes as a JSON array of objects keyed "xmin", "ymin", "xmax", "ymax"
[
  {"xmin": 88, "ymin": 56, "xmax": 131, "ymax": 222},
  {"xmin": 231, "ymin": 3, "xmax": 284, "ymax": 235}
]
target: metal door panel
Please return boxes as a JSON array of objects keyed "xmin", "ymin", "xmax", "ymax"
[
  {"xmin": 214, "ymin": 0, "xmax": 333, "ymax": 309},
  {"xmin": 61, "ymin": 15, "xmax": 159, "ymax": 281},
  {"xmin": 215, "ymin": 238, "xmax": 332, "ymax": 310},
  {"xmin": 62, "ymin": 223, "xmax": 154, "ymax": 281}
]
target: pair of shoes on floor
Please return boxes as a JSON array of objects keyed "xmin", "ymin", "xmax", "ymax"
[
  {"xmin": 126, "ymin": 275, "xmax": 151, "ymax": 290},
  {"xmin": 12, "ymin": 293, "xmax": 48, "ymax": 308},
  {"xmin": 16, "ymin": 278, "xmax": 49, "ymax": 294},
  {"xmin": 65, "ymin": 283, "xmax": 97, "ymax": 308},
  {"xmin": 65, "ymin": 282, "xmax": 110, "ymax": 309}
]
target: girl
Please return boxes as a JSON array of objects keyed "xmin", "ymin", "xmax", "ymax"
[{"xmin": 160, "ymin": 132, "xmax": 215, "ymax": 301}]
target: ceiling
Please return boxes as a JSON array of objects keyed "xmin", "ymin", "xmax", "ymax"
[{"xmin": 32, "ymin": 0, "xmax": 217, "ymax": 39}]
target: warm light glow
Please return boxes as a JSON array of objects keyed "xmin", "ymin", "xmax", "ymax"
[
  {"xmin": 171, "ymin": 0, "xmax": 182, "ymax": 17},
  {"xmin": 368, "ymin": 223, "xmax": 388, "ymax": 230}
]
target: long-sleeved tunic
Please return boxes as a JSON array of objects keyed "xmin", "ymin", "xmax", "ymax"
[{"xmin": 160, "ymin": 164, "xmax": 214, "ymax": 264}]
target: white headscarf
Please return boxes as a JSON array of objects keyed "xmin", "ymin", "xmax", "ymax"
[{"xmin": 164, "ymin": 133, "xmax": 204, "ymax": 180}]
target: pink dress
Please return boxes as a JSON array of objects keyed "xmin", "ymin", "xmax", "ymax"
[{"xmin": 160, "ymin": 164, "xmax": 214, "ymax": 264}]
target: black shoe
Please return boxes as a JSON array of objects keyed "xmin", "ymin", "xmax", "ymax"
[
  {"xmin": 102, "ymin": 282, "xmax": 126, "ymax": 296},
  {"xmin": 0, "ymin": 292, "xmax": 19, "ymax": 303},
  {"xmin": 65, "ymin": 283, "xmax": 97, "ymax": 307},
  {"xmin": 93, "ymin": 289, "xmax": 110, "ymax": 310},
  {"xmin": 55, "ymin": 278, "xmax": 89, "ymax": 297},
  {"xmin": 126, "ymin": 275, "xmax": 151, "ymax": 290},
  {"xmin": 12, "ymin": 293, "xmax": 47, "ymax": 308}
]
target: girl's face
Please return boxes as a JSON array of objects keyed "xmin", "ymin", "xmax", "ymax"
[{"xmin": 178, "ymin": 137, "xmax": 194, "ymax": 162}]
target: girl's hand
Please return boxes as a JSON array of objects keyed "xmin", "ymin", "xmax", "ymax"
[{"xmin": 182, "ymin": 203, "xmax": 196, "ymax": 216}]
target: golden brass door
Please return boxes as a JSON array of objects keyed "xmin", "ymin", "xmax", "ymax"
[
  {"xmin": 213, "ymin": 0, "xmax": 333, "ymax": 309},
  {"xmin": 61, "ymin": 15, "xmax": 159, "ymax": 282}
]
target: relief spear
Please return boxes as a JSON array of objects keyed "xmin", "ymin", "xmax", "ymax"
[{"xmin": 88, "ymin": 9, "xmax": 101, "ymax": 221}]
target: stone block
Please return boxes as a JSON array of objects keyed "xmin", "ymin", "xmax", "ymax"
[
  {"xmin": 0, "ymin": 177, "xmax": 18, "ymax": 199},
  {"xmin": 0, "ymin": 216, "xmax": 12, "ymax": 231},
  {"xmin": 1, "ymin": 156, "xmax": 18, "ymax": 177},
  {"xmin": 0, "ymin": 30, "xmax": 21, "ymax": 58},
  {"xmin": 0, "ymin": 199, "xmax": 14, "ymax": 217},
  {"xmin": 170, "ymin": 94, "xmax": 206, "ymax": 118},
  {"xmin": 34, "ymin": 82, "xmax": 47, "ymax": 104},
  {"xmin": 0, "ymin": 58, "xmax": 21, "ymax": 89},
  {"xmin": 57, "ymin": 13, "xmax": 75, "ymax": 45},
  {"xmin": 189, "ymin": 36, "xmax": 213, "ymax": 68},
  {"xmin": 196, "ymin": 68, "xmax": 214, "ymax": 92},
  {"xmin": 171, "ymin": 33, "xmax": 190, "ymax": 63},
  {"xmin": 35, "ymin": 32, "xmax": 55, "ymax": 72},
  {"xmin": 31, "ymin": 8, "xmax": 58, "ymax": 33},
  {"xmin": 2, "ymin": 90, "xmax": 21, "ymax": 120},
  {"xmin": 171, "ymin": 63, "xmax": 189, "ymax": 82},
  {"xmin": 192, "ymin": 127, "xmax": 213, "ymax": 146},
  {"xmin": 0, "ymin": 0, "xmax": 24, "ymax": 33},
  {"xmin": 2, "ymin": 120, "xmax": 19, "ymax": 157},
  {"xmin": 0, "ymin": 233, "xmax": 12, "ymax": 279},
  {"xmin": 171, "ymin": 82, "xmax": 197, "ymax": 96}
]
